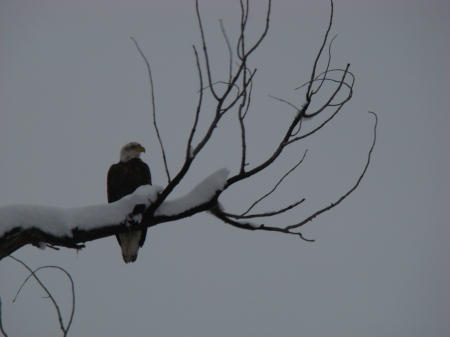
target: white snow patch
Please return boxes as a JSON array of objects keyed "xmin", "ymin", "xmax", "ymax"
[
  {"xmin": 0, "ymin": 168, "xmax": 229, "ymax": 239},
  {"xmin": 0, "ymin": 185, "xmax": 161, "ymax": 238},
  {"xmin": 157, "ymin": 168, "xmax": 229, "ymax": 216}
]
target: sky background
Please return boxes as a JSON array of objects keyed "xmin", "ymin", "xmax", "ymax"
[{"xmin": 0, "ymin": 0, "xmax": 449, "ymax": 336}]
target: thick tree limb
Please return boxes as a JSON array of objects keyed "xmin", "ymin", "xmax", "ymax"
[
  {"xmin": 0, "ymin": 171, "xmax": 227, "ymax": 260},
  {"xmin": 0, "ymin": 194, "xmax": 220, "ymax": 260}
]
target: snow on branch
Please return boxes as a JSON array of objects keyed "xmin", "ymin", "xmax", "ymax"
[
  {"xmin": 0, "ymin": 169, "xmax": 229, "ymax": 259},
  {"xmin": 0, "ymin": 185, "xmax": 161, "ymax": 239},
  {"xmin": 157, "ymin": 168, "xmax": 229, "ymax": 216}
]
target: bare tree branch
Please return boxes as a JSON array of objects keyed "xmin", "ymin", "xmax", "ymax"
[
  {"xmin": 186, "ymin": 46, "xmax": 204, "ymax": 160},
  {"xmin": 237, "ymin": 71, "xmax": 254, "ymax": 174},
  {"xmin": 311, "ymin": 34, "xmax": 338, "ymax": 96},
  {"xmin": 238, "ymin": 0, "xmax": 271, "ymax": 60},
  {"xmin": 210, "ymin": 206, "xmax": 315, "ymax": 242},
  {"xmin": 6, "ymin": 255, "xmax": 75, "ymax": 337},
  {"xmin": 195, "ymin": 0, "xmax": 220, "ymax": 101},
  {"xmin": 303, "ymin": 63, "xmax": 351, "ymax": 119},
  {"xmin": 241, "ymin": 150, "xmax": 308, "ymax": 216},
  {"xmin": 221, "ymin": 198, "xmax": 305, "ymax": 219},
  {"xmin": 0, "ymin": 297, "xmax": 7, "ymax": 337},
  {"xmin": 286, "ymin": 111, "xmax": 378, "ymax": 230},
  {"xmin": 219, "ymin": 19, "xmax": 233, "ymax": 84},
  {"xmin": 131, "ymin": 37, "xmax": 171, "ymax": 183},
  {"xmin": 296, "ymin": 68, "xmax": 355, "ymax": 92},
  {"xmin": 306, "ymin": 0, "xmax": 334, "ymax": 103},
  {"xmin": 268, "ymin": 95, "xmax": 303, "ymax": 113}
]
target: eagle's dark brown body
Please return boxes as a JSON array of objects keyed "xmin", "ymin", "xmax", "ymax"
[{"xmin": 107, "ymin": 157, "xmax": 151, "ymax": 261}]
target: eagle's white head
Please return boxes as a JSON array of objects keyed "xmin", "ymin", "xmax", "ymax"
[{"xmin": 120, "ymin": 142, "xmax": 146, "ymax": 162}]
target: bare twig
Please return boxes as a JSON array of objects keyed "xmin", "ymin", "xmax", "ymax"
[
  {"xmin": 0, "ymin": 297, "xmax": 7, "ymax": 337},
  {"xmin": 237, "ymin": 0, "xmax": 250, "ymax": 61},
  {"xmin": 241, "ymin": 68, "xmax": 254, "ymax": 120},
  {"xmin": 222, "ymin": 69, "xmax": 257, "ymax": 112},
  {"xmin": 222, "ymin": 198, "xmax": 305, "ymax": 219},
  {"xmin": 131, "ymin": 37, "xmax": 171, "ymax": 183},
  {"xmin": 268, "ymin": 95, "xmax": 303, "ymax": 113},
  {"xmin": 199, "ymin": 81, "xmax": 241, "ymax": 95},
  {"xmin": 219, "ymin": 19, "xmax": 233, "ymax": 84},
  {"xmin": 286, "ymin": 111, "xmax": 378, "ymax": 230},
  {"xmin": 296, "ymin": 68, "xmax": 355, "ymax": 92},
  {"xmin": 8, "ymin": 255, "xmax": 75, "ymax": 337},
  {"xmin": 238, "ymin": 93, "xmax": 248, "ymax": 174},
  {"xmin": 186, "ymin": 46, "xmax": 204, "ymax": 159},
  {"xmin": 304, "ymin": 63, "xmax": 351, "ymax": 118},
  {"xmin": 311, "ymin": 34, "xmax": 337, "ymax": 95},
  {"xmin": 287, "ymin": 82, "xmax": 354, "ymax": 145},
  {"xmin": 306, "ymin": 0, "xmax": 334, "ymax": 102},
  {"xmin": 195, "ymin": 0, "xmax": 220, "ymax": 101},
  {"xmin": 210, "ymin": 207, "xmax": 314, "ymax": 242},
  {"xmin": 241, "ymin": 150, "xmax": 308, "ymax": 216},
  {"xmin": 237, "ymin": 67, "xmax": 252, "ymax": 174},
  {"xmin": 239, "ymin": 0, "xmax": 271, "ymax": 59}
]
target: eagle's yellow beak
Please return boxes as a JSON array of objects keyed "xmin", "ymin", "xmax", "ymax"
[{"xmin": 135, "ymin": 146, "xmax": 146, "ymax": 153}]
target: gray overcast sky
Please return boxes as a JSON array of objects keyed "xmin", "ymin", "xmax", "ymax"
[{"xmin": 0, "ymin": 0, "xmax": 449, "ymax": 336}]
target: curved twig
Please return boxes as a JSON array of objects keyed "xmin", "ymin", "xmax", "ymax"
[
  {"xmin": 303, "ymin": 63, "xmax": 350, "ymax": 118},
  {"xmin": 8, "ymin": 255, "xmax": 75, "ymax": 337},
  {"xmin": 286, "ymin": 90, "xmax": 351, "ymax": 145},
  {"xmin": 222, "ymin": 68, "xmax": 257, "ymax": 112},
  {"xmin": 311, "ymin": 34, "xmax": 337, "ymax": 95},
  {"xmin": 268, "ymin": 95, "xmax": 303, "ymax": 113},
  {"xmin": 286, "ymin": 111, "xmax": 378, "ymax": 230},
  {"xmin": 220, "ymin": 19, "xmax": 233, "ymax": 84},
  {"xmin": 199, "ymin": 81, "xmax": 241, "ymax": 95},
  {"xmin": 0, "ymin": 297, "xmax": 7, "ymax": 337},
  {"xmin": 295, "ymin": 68, "xmax": 355, "ymax": 92}
]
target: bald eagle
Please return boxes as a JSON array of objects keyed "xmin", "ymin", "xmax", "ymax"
[{"xmin": 107, "ymin": 142, "xmax": 151, "ymax": 263}]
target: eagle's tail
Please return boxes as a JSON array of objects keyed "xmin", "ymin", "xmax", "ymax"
[{"xmin": 118, "ymin": 230, "xmax": 142, "ymax": 263}]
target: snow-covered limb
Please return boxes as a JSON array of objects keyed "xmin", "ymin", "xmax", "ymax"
[
  {"xmin": 0, "ymin": 185, "xmax": 161, "ymax": 239},
  {"xmin": 0, "ymin": 169, "xmax": 229, "ymax": 259},
  {"xmin": 157, "ymin": 168, "xmax": 229, "ymax": 216}
]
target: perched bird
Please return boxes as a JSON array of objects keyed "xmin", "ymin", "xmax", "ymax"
[{"xmin": 107, "ymin": 142, "xmax": 151, "ymax": 263}]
